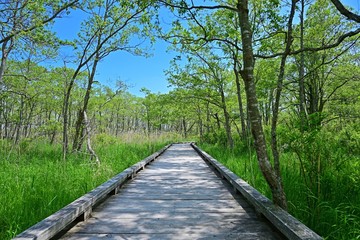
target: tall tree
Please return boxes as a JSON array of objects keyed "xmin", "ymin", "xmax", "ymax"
[
  {"xmin": 61, "ymin": 0, "xmax": 156, "ymax": 157},
  {"xmin": 0, "ymin": 0, "xmax": 78, "ymax": 89}
]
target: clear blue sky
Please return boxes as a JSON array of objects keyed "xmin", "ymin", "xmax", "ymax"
[
  {"xmin": 53, "ymin": 7, "xmax": 176, "ymax": 97},
  {"xmin": 52, "ymin": 0, "xmax": 359, "ymax": 97}
]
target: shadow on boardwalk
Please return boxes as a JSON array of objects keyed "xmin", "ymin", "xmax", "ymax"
[{"xmin": 60, "ymin": 144, "xmax": 283, "ymax": 240}]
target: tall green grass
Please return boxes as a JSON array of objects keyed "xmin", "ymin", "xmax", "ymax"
[
  {"xmin": 0, "ymin": 136, "xmax": 169, "ymax": 239},
  {"xmin": 200, "ymin": 143, "xmax": 360, "ymax": 240}
]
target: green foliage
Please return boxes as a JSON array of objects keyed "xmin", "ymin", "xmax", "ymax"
[
  {"xmin": 201, "ymin": 133, "xmax": 360, "ymax": 240},
  {"xmin": 0, "ymin": 138, "xmax": 168, "ymax": 240}
]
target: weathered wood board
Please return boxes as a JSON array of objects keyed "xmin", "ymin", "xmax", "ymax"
[{"xmin": 60, "ymin": 143, "xmax": 283, "ymax": 240}]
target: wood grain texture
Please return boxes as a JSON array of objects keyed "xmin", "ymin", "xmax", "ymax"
[
  {"xmin": 191, "ymin": 143, "xmax": 323, "ymax": 240},
  {"xmin": 12, "ymin": 145, "xmax": 171, "ymax": 240},
  {"xmin": 61, "ymin": 144, "xmax": 283, "ymax": 240}
]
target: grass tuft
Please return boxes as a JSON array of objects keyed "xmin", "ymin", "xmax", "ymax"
[
  {"xmin": 0, "ymin": 137, "xmax": 168, "ymax": 239},
  {"xmin": 200, "ymin": 143, "xmax": 360, "ymax": 240}
]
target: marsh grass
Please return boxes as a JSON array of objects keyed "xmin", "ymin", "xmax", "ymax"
[
  {"xmin": 200, "ymin": 143, "xmax": 360, "ymax": 240},
  {"xmin": 0, "ymin": 137, "xmax": 168, "ymax": 239}
]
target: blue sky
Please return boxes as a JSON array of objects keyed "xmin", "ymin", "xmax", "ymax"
[
  {"xmin": 53, "ymin": 0, "xmax": 359, "ymax": 97},
  {"xmin": 53, "ymin": 7, "xmax": 176, "ymax": 97}
]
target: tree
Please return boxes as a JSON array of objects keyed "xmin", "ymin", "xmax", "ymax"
[
  {"xmin": 160, "ymin": 0, "xmax": 288, "ymax": 209},
  {"xmin": 60, "ymin": 0, "xmax": 156, "ymax": 157},
  {"xmin": 160, "ymin": 0, "xmax": 360, "ymax": 210},
  {"xmin": 0, "ymin": 0, "xmax": 78, "ymax": 89}
]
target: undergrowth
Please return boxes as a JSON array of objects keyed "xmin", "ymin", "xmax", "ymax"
[
  {"xmin": 200, "ymin": 143, "xmax": 360, "ymax": 240},
  {"xmin": 0, "ymin": 136, "xmax": 169, "ymax": 239}
]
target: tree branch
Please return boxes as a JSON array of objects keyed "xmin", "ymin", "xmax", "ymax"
[
  {"xmin": 255, "ymin": 28, "xmax": 360, "ymax": 58},
  {"xmin": 0, "ymin": 0, "xmax": 79, "ymax": 44},
  {"xmin": 330, "ymin": 0, "xmax": 360, "ymax": 23}
]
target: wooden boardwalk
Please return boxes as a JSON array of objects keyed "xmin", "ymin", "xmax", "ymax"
[{"xmin": 60, "ymin": 143, "xmax": 283, "ymax": 240}]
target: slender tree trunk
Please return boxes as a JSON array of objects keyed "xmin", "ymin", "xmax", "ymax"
[
  {"xmin": 62, "ymin": 68, "xmax": 79, "ymax": 160},
  {"xmin": 182, "ymin": 117, "xmax": 187, "ymax": 138},
  {"xmin": 269, "ymin": 0, "xmax": 297, "ymax": 210},
  {"xmin": 233, "ymin": 59, "xmax": 247, "ymax": 140},
  {"xmin": 237, "ymin": 0, "xmax": 287, "ymax": 210},
  {"xmin": 0, "ymin": 39, "xmax": 13, "ymax": 90},
  {"xmin": 219, "ymin": 84, "xmax": 234, "ymax": 148},
  {"xmin": 270, "ymin": 0, "xmax": 296, "ymax": 210},
  {"xmin": 14, "ymin": 96, "xmax": 25, "ymax": 145},
  {"xmin": 73, "ymin": 57, "xmax": 100, "ymax": 151},
  {"xmin": 214, "ymin": 113, "xmax": 221, "ymax": 129},
  {"xmin": 146, "ymin": 106, "xmax": 151, "ymax": 136},
  {"xmin": 206, "ymin": 101, "xmax": 211, "ymax": 134},
  {"xmin": 115, "ymin": 107, "xmax": 120, "ymax": 136},
  {"xmin": 299, "ymin": 0, "xmax": 306, "ymax": 132},
  {"xmin": 83, "ymin": 111, "xmax": 100, "ymax": 166},
  {"xmin": 197, "ymin": 104, "xmax": 204, "ymax": 141}
]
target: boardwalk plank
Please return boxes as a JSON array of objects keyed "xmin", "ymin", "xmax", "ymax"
[
  {"xmin": 90, "ymin": 211, "xmax": 256, "ymax": 219},
  {"xmin": 61, "ymin": 232, "xmax": 279, "ymax": 240},
  {"xmin": 62, "ymin": 217, "xmax": 274, "ymax": 234},
  {"xmin": 60, "ymin": 144, "xmax": 283, "ymax": 240}
]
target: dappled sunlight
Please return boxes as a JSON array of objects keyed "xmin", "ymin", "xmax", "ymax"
[{"xmin": 61, "ymin": 144, "xmax": 282, "ymax": 240}]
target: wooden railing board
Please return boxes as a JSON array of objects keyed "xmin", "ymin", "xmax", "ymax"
[
  {"xmin": 13, "ymin": 144, "xmax": 171, "ymax": 240},
  {"xmin": 191, "ymin": 143, "xmax": 322, "ymax": 240},
  {"xmin": 14, "ymin": 143, "xmax": 323, "ymax": 240}
]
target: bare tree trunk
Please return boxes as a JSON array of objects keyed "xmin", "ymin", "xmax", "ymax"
[
  {"xmin": 270, "ymin": 0, "xmax": 296, "ymax": 211},
  {"xmin": 206, "ymin": 101, "xmax": 211, "ymax": 134},
  {"xmin": 0, "ymin": 39, "xmax": 13, "ymax": 90},
  {"xmin": 182, "ymin": 117, "xmax": 187, "ymax": 138},
  {"xmin": 237, "ymin": 0, "xmax": 287, "ymax": 210},
  {"xmin": 197, "ymin": 104, "xmax": 204, "ymax": 141},
  {"xmin": 220, "ymin": 84, "xmax": 234, "ymax": 149},
  {"xmin": 73, "ymin": 54, "xmax": 100, "ymax": 151},
  {"xmin": 83, "ymin": 111, "xmax": 100, "ymax": 166},
  {"xmin": 14, "ymin": 96, "xmax": 24, "ymax": 145},
  {"xmin": 146, "ymin": 106, "xmax": 151, "ymax": 136},
  {"xmin": 62, "ymin": 76, "xmax": 72, "ymax": 160},
  {"xmin": 233, "ymin": 59, "xmax": 247, "ymax": 140},
  {"xmin": 299, "ymin": 0, "xmax": 306, "ymax": 132}
]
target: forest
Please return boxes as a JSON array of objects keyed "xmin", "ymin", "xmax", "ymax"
[{"xmin": 0, "ymin": 0, "xmax": 359, "ymax": 239}]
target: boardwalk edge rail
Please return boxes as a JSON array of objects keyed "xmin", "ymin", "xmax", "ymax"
[
  {"xmin": 13, "ymin": 144, "xmax": 172, "ymax": 240},
  {"xmin": 191, "ymin": 143, "xmax": 323, "ymax": 240}
]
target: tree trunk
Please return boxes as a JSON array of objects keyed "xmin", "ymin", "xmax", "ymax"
[
  {"xmin": 237, "ymin": 0, "xmax": 287, "ymax": 210},
  {"xmin": 73, "ymin": 54, "xmax": 100, "ymax": 151},
  {"xmin": 299, "ymin": 0, "xmax": 306, "ymax": 132},
  {"xmin": 83, "ymin": 111, "xmax": 100, "ymax": 166},
  {"xmin": 62, "ymin": 74, "xmax": 74, "ymax": 160},
  {"xmin": 14, "ymin": 96, "xmax": 25, "ymax": 145},
  {"xmin": 233, "ymin": 60, "xmax": 247, "ymax": 140},
  {"xmin": 270, "ymin": 0, "xmax": 296, "ymax": 211},
  {"xmin": 0, "ymin": 39, "xmax": 13, "ymax": 91},
  {"xmin": 206, "ymin": 101, "xmax": 211, "ymax": 134},
  {"xmin": 219, "ymin": 83, "xmax": 234, "ymax": 148},
  {"xmin": 182, "ymin": 117, "xmax": 187, "ymax": 138},
  {"xmin": 197, "ymin": 104, "xmax": 204, "ymax": 141}
]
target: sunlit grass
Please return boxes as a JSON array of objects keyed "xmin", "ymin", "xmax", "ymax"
[
  {"xmin": 200, "ymin": 143, "xmax": 360, "ymax": 240},
  {"xmin": 0, "ymin": 137, "xmax": 169, "ymax": 239}
]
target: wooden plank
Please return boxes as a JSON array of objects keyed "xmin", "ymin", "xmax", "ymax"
[
  {"xmin": 126, "ymin": 180, "xmax": 226, "ymax": 187},
  {"xmin": 90, "ymin": 211, "xmax": 256, "ymax": 219},
  {"xmin": 15, "ymin": 143, "xmax": 287, "ymax": 240},
  {"xmin": 63, "ymin": 217, "xmax": 274, "ymax": 234},
  {"xmin": 191, "ymin": 143, "xmax": 322, "ymax": 240},
  {"xmin": 117, "ymin": 188, "xmax": 233, "ymax": 195},
  {"xmin": 59, "ymin": 143, "xmax": 284, "ymax": 240},
  {"xmin": 61, "ymin": 232, "xmax": 280, "ymax": 240},
  {"xmin": 12, "ymin": 144, "xmax": 172, "ymax": 240},
  {"xmin": 109, "ymin": 193, "xmax": 238, "ymax": 200},
  {"xmin": 97, "ymin": 199, "xmax": 249, "ymax": 209},
  {"xmin": 92, "ymin": 206, "xmax": 250, "ymax": 214}
]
